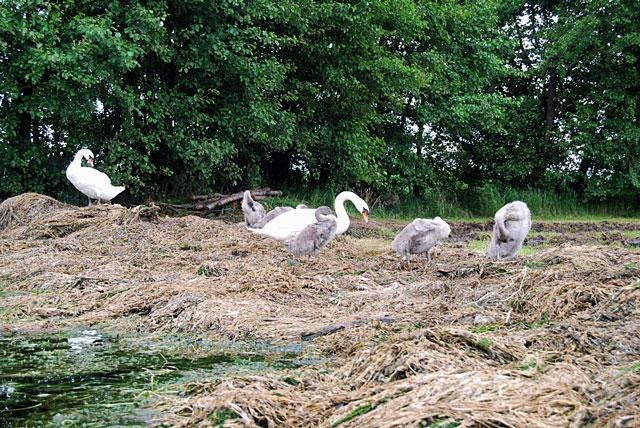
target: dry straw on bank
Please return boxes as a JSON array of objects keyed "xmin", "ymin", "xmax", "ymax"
[{"xmin": 1, "ymin": 193, "xmax": 638, "ymax": 426}]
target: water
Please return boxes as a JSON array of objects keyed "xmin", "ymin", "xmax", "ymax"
[{"xmin": 0, "ymin": 329, "xmax": 309, "ymax": 427}]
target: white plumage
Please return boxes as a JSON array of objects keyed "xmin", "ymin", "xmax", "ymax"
[
  {"xmin": 66, "ymin": 149, "xmax": 125, "ymax": 205},
  {"xmin": 248, "ymin": 191, "xmax": 369, "ymax": 240}
]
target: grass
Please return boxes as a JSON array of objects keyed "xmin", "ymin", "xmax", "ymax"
[
  {"xmin": 267, "ymin": 185, "xmax": 640, "ymax": 221},
  {"xmin": 331, "ymin": 404, "xmax": 375, "ymax": 427},
  {"xmin": 514, "ymin": 358, "xmax": 538, "ymax": 371},
  {"xmin": 469, "ymin": 324, "xmax": 498, "ymax": 333},
  {"xmin": 619, "ymin": 362, "xmax": 640, "ymax": 374},
  {"xmin": 475, "ymin": 338, "xmax": 492, "ymax": 351},
  {"xmin": 621, "ymin": 231, "xmax": 640, "ymax": 238},
  {"xmin": 516, "ymin": 313, "xmax": 550, "ymax": 330},
  {"xmin": 208, "ymin": 408, "xmax": 239, "ymax": 425},
  {"xmin": 467, "ymin": 240, "xmax": 550, "ymax": 256}
]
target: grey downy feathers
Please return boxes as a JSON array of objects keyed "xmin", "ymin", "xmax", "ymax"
[
  {"xmin": 242, "ymin": 190, "xmax": 293, "ymax": 228},
  {"xmin": 486, "ymin": 201, "xmax": 531, "ymax": 260},
  {"xmin": 284, "ymin": 206, "xmax": 337, "ymax": 256},
  {"xmin": 392, "ymin": 216, "xmax": 451, "ymax": 262}
]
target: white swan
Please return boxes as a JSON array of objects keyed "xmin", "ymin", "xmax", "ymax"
[
  {"xmin": 66, "ymin": 149, "xmax": 125, "ymax": 206},
  {"xmin": 248, "ymin": 191, "xmax": 369, "ymax": 240}
]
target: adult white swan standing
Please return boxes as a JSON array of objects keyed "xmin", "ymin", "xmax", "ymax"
[
  {"xmin": 66, "ymin": 149, "xmax": 125, "ymax": 206},
  {"xmin": 247, "ymin": 191, "xmax": 369, "ymax": 240}
]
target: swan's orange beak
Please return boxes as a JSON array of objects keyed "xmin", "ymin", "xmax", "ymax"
[
  {"xmin": 362, "ymin": 209, "xmax": 369, "ymax": 223},
  {"xmin": 87, "ymin": 158, "xmax": 94, "ymax": 167}
]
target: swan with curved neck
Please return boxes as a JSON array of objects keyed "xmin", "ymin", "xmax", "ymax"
[
  {"xmin": 66, "ymin": 149, "xmax": 125, "ymax": 205},
  {"xmin": 247, "ymin": 191, "xmax": 369, "ymax": 240}
]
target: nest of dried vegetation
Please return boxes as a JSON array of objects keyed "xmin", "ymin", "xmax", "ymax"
[{"xmin": 0, "ymin": 193, "xmax": 638, "ymax": 427}]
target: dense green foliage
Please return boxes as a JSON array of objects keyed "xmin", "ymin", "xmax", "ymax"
[{"xmin": 1, "ymin": 0, "xmax": 638, "ymax": 208}]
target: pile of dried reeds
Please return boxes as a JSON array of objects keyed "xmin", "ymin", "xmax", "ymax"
[{"xmin": 1, "ymin": 193, "xmax": 638, "ymax": 426}]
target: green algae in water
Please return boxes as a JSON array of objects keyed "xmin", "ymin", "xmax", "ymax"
[{"xmin": 0, "ymin": 330, "xmax": 309, "ymax": 426}]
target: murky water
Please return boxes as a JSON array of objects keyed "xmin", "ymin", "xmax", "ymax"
[{"xmin": 0, "ymin": 329, "xmax": 309, "ymax": 427}]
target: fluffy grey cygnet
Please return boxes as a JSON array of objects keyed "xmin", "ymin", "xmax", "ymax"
[
  {"xmin": 242, "ymin": 191, "xmax": 267, "ymax": 227},
  {"xmin": 392, "ymin": 216, "xmax": 451, "ymax": 262},
  {"xmin": 242, "ymin": 190, "xmax": 294, "ymax": 228},
  {"xmin": 486, "ymin": 201, "xmax": 531, "ymax": 260},
  {"xmin": 283, "ymin": 206, "xmax": 337, "ymax": 256}
]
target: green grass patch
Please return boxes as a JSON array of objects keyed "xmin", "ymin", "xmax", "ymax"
[
  {"xmin": 516, "ymin": 313, "xmax": 550, "ymax": 330},
  {"xmin": 519, "ymin": 246, "xmax": 548, "ymax": 256},
  {"xmin": 208, "ymin": 408, "xmax": 239, "ymax": 426},
  {"xmin": 469, "ymin": 324, "xmax": 498, "ymax": 333},
  {"xmin": 524, "ymin": 260, "xmax": 546, "ymax": 269},
  {"xmin": 619, "ymin": 362, "xmax": 640, "ymax": 374},
  {"xmin": 373, "ymin": 332, "xmax": 389, "ymax": 343},
  {"xmin": 467, "ymin": 240, "xmax": 488, "ymax": 253},
  {"xmin": 514, "ymin": 358, "xmax": 538, "ymax": 371},
  {"xmin": 271, "ymin": 184, "xmax": 640, "ymax": 221},
  {"xmin": 621, "ymin": 231, "xmax": 640, "ymax": 238},
  {"xmin": 467, "ymin": 239, "xmax": 550, "ymax": 256},
  {"xmin": 282, "ymin": 375, "xmax": 300, "ymax": 386},
  {"xmin": 331, "ymin": 404, "xmax": 375, "ymax": 427},
  {"xmin": 475, "ymin": 338, "xmax": 491, "ymax": 351}
]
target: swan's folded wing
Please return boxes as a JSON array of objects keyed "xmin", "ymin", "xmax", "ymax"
[
  {"xmin": 412, "ymin": 219, "xmax": 439, "ymax": 233},
  {"xmin": 83, "ymin": 167, "xmax": 113, "ymax": 187}
]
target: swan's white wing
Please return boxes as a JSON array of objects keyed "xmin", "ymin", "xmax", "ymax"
[
  {"xmin": 248, "ymin": 208, "xmax": 318, "ymax": 240},
  {"xmin": 82, "ymin": 167, "xmax": 113, "ymax": 187},
  {"xmin": 67, "ymin": 165, "xmax": 122, "ymax": 200}
]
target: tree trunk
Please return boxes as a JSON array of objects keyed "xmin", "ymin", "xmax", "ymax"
[
  {"xmin": 17, "ymin": 83, "xmax": 33, "ymax": 146},
  {"xmin": 544, "ymin": 67, "xmax": 558, "ymax": 145}
]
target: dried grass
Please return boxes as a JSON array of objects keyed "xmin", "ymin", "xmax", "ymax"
[{"xmin": 1, "ymin": 193, "xmax": 639, "ymax": 427}]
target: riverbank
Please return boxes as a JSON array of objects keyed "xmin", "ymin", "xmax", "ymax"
[{"xmin": 1, "ymin": 193, "xmax": 638, "ymax": 426}]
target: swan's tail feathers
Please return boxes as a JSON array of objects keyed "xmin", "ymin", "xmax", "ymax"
[
  {"xmin": 108, "ymin": 186, "xmax": 126, "ymax": 200},
  {"xmin": 247, "ymin": 227, "xmax": 268, "ymax": 236}
]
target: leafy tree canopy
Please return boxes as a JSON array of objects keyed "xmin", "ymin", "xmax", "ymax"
[{"xmin": 1, "ymin": 0, "xmax": 638, "ymax": 204}]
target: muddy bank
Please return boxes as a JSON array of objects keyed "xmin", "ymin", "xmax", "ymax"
[
  {"xmin": 347, "ymin": 217, "xmax": 640, "ymax": 247},
  {"xmin": 1, "ymin": 194, "xmax": 639, "ymax": 426}
]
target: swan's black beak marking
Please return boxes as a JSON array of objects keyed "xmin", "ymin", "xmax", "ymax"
[{"xmin": 362, "ymin": 208, "xmax": 369, "ymax": 223}]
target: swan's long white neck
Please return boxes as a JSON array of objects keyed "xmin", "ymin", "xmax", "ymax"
[
  {"xmin": 334, "ymin": 192, "xmax": 355, "ymax": 234},
  {"xmin": 71, "ymin": 152, "xmax": 85, "ymax": 167}
]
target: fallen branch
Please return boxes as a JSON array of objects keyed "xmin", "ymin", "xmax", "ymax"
[
  {"xmin": 301, "ymin": 315, "xmax": 394, "ymax": 341},
  {"xmin": 195, "ymin": 189, "xmax": 281, "ymax": 211},
  {"xmin": 163, "ymin": 188, "xmax": 283, "ymax": 212},
  {"xmin": 190, "ymin": 193, "xmax": 223, "ymax": 201}
]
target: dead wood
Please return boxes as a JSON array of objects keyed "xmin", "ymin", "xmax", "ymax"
[
  {"xmin": 301, "ymin": 315, "xmax": 394, "ymax": 341},
  {"xmin": 164, "ymin": 188, "xmax": 282, "ymax": 212}
]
